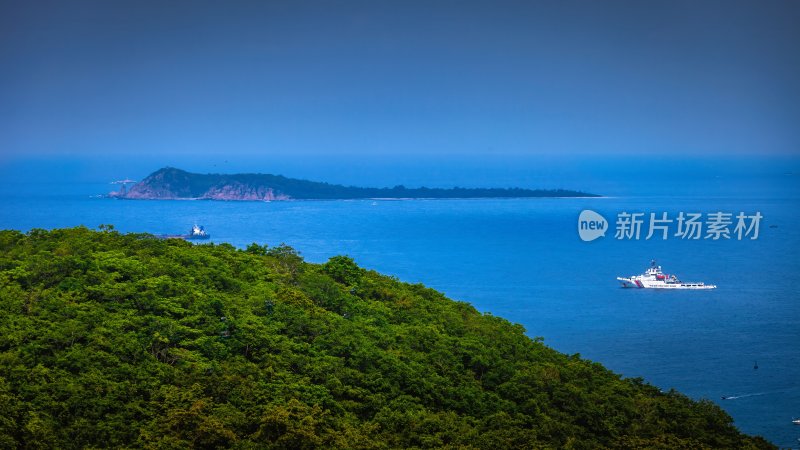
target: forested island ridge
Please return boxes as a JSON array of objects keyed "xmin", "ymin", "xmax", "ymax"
[{"xmin": 108, "ymin": 167, "xmax": 598, "ymax": 200}]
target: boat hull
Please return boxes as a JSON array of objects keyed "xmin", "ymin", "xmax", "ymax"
[
  {"xmin": 185, "ymin": 235, "xmax": 211, "ymax": 240},
  {"xmin": 157, "ymin": 234, "xmax": 211, "ymax": 240},
  {"xmin": 617, "ymin": 277, "xmax": 716, "ymax": 289}
]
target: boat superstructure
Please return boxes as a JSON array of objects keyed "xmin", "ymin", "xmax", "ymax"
[
  {"xmin": 617, "ymin": 260, "xmax": 715, "ymax": 289},
  {"xmin": 185, "ymin": 225, "xmax": 210, "ymax": 240}
]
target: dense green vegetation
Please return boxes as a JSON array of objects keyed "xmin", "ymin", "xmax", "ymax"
[
  {"xmin": 0, "ymin": 227, "xmax": 772, "ymax": 449},
  {"xmin": 120, "ymin": 167, "xmax": 597, "ymax": 199}
]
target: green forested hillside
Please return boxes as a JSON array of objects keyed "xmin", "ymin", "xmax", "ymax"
[{"xmin": 0, "ymin": 228, "xmax": 773, "ymax": 449}]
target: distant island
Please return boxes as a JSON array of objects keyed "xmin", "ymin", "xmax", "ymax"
[{"xmin": 109, "ymin": 167, "xmax": 598, "ymax": 200}]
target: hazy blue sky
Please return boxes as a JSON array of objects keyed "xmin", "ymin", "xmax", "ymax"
[{"xmin": 1, "ymin": 0, "xmax": 799, "ymax": 168}]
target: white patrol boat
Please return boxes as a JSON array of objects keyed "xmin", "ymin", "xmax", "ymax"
[{"xmin": 617, "ymin": 260, "xmax": 716, "ymax": 289}]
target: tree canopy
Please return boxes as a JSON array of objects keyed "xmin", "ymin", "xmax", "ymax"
[{"xmin": 0, "ymin": 227, "xmax": 773, "ymax": 449}]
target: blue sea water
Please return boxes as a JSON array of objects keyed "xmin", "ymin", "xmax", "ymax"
[{"xmin": 1, "ymin": 160, "xmax": 799, "ymax": 447}]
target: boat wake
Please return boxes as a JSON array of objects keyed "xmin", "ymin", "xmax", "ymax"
[
  {"xmin": 721, "ymin": 392, "xmax": 767, "ymax": 400},
  {"xmin": 721, "ymin": 386, "xmax": 800, "ymax": 401}
]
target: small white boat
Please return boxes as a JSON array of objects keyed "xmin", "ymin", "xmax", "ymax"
[
  {"xmin": 186, "ymin": 224, "xmax": 210, "ymax": 240},
  {"xmin": 157, "ymin": 225, "xmax": 210, "ymax": 240},
  {"xmin": 792, "ymin": 418, "xmax": 800, "ymax": 425},
  {"xmin": 617, "ymin": 260, "xmax": 716, "ymax": 289}
]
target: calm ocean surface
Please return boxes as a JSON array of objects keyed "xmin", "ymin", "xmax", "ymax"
[{"xmin": 1, "ymin": 167, "xmax": 799, "ymax": 447}]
